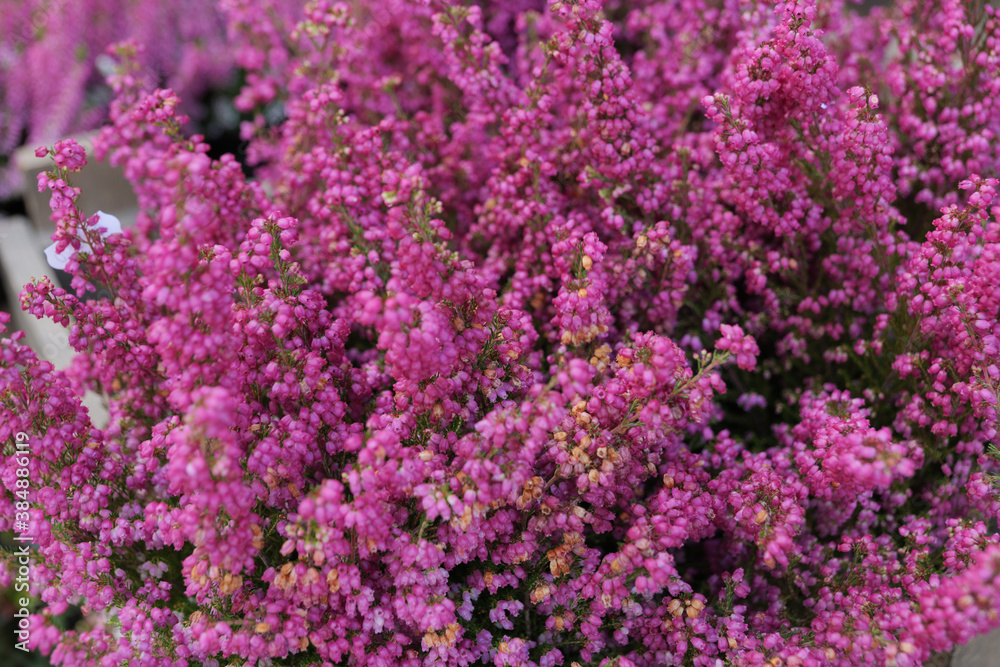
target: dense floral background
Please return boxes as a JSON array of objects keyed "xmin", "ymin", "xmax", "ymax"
[{"xmin": 1, "ymin": 0, "xmax": 999, "ymax": 665}]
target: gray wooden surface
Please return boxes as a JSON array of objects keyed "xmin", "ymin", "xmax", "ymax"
[{"xmin": 951, "ymin": 630, "xmax": 1000, "ymax": 667}]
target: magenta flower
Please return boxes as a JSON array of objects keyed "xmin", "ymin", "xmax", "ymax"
[
  {"xmin": 3, "ymin": 1, "xmax": 1000, "ymax": 665},
  {"xmin": 43, "ymin": 210, "xmax": 122, "ymax": 270}
]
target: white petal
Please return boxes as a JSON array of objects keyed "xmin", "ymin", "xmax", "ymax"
[
  {"xmin": 44, "ymin": 242, "xmax": 73, "ymax": 271},
  {"xmin": 43, "ymin": 211, "xmax": 117, "ymax": 270},
  {"xmin": 91, "ymin": 210, "xmax": 122, "ymax": 237},
  {"xmin": 43, "ymin": 240, "xmax": 93, "ymax": 271}
]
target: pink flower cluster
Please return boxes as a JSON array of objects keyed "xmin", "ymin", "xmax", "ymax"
[{"xmin": 3, "ymin": 1, "xmax": 1000, "ymax": 666}]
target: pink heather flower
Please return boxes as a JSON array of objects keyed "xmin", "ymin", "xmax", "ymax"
[
  {"xmin": 43, "ymin": 211, "xmax": 123, "ymax": 270},
  {"xmin": 4, "ymin": 2, "xmax": 1000, "ymax": 666},
  {"xmin": 715, "ymin": 324, "xmax": 760, "ymax": 371},
  {"xmin": 51, "ymin": 138, "xmax": 87, "ymax": 171}
]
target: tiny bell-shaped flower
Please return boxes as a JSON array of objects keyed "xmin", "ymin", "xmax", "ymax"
[{"xmin": 44, "ymin": 211, "xmax": 123, "ymax": 270}]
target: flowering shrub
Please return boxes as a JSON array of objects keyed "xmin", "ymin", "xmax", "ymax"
[{"xmin": 3, "ymin": 1, "xmax": 1000, "ymax": 666}]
